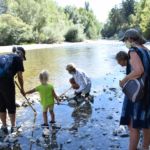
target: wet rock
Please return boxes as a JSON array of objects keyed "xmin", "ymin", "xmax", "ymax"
[
  {"xmin": 109, "ymin": 144, "xmax": 120, "ymax": 149},
  {"xmin": 109, "ymin": 88, "xmax": 117, "ymax": 93},
  {"xmin": 110, "ymin": 137, "xmax": 119, "ymax": 141},
  {"xmin": 15, "ymin": 102, "xmax": 21, "ymax": 107},
  {"xmin": 103, "ymin": 89, "xmax": 106, "ymax": 92},
  {"xmin": 43, "ymin": 144, "xmax": 48, "ymax": 148},
  {"xmin": 66, "ymin": 139, "xmax": 72, "ymax": 144},
  {"xmin": 30, "ymin": 139, "xmax": 36, "ymax": 143},
  {"xmin": 68, "ymin": 100, "xmax": 77, "ymax": 107},
  {"xmin": 112, "ymin": 130, "xmax": 118, "ymax": 136},
  {"xmin": 109, "ymin": 97, "xmax": 113, "ymax": 101},
  {"xmin": 102, "ymin": 132, "xmax": 107, "ymax": 136},
  {"xmin": 36, "ymin": 139, "xmax": 40, "ymax": 144},
  {"xmin": 106, "ymin": 115, "xmax": 113, "ymax": 120},
  {"xmin": 120, "ymin": 133, "xmax": 129, "ymax": 138},
  {"xmin": 113, "ymin": 126, "xmax": 129, "ymax": 138},
  {"xmin": 95, "ymin": 108, "xmax": 100, "ymax": 111},
  {"xmin": 0, "ymin": 142, "xmax": 9, "ymax": 149}
]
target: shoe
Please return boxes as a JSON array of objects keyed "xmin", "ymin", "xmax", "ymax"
[
  {"xmin": 41, "ymin": 123, "xmax": 49, "ymax": 128},
  {"xmin": 11, "ymin": 126, "xmax": 17, "ymax": 133},
  {"xmin": 49, "ymin": 121, "xmax": 56, "ymax": 124},
  {"xmin": 1, "ymin": 126, "xmax": 8, "ymax": 134}
]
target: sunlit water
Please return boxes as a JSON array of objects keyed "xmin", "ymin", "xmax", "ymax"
[{"xmin": 1, "ymin": 40, "xmax": 130, "ymax": 150}]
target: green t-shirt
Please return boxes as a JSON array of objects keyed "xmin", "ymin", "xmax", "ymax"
[{"xmin": 35, "ymin": 84, "xmax": 54, "ymax": 107}]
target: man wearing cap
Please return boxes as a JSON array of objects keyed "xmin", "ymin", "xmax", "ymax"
[
  {"xmin": 66, "ymin": 64, "xmax": 91, "ymax": 98},
  {"xmin": 0, "ymin": 47, "xmax": 26, "ymax": 134}
]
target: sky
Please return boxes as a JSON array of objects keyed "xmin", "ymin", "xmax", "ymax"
[{"xmin": 55, "ymin": 0, "xmax": 122, "ymax": 23}]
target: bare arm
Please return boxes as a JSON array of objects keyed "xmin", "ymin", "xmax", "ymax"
[
  {"xmin": 26, "ymin": 89, "xmax": 36, "ymax": 94},
  {"xmin": 17, "ymin": 72, "xmax": 25, "ymax": 94},
  {"xmin": 120, "ymin": 52, "xmax": 144, "ymax": 86},
  {"xmin": 52, "ymin": 89, "xmax": 60, "ymax": 102}
]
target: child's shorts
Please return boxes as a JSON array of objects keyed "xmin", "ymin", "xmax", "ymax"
[{"xmin": 43, "ymin": 105, "xmax": 54, "ymax": 112}]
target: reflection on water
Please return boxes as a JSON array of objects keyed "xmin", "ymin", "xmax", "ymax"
[{"xmin": 70, "ymin": 102, "xmax": 92, "ymax": 132}]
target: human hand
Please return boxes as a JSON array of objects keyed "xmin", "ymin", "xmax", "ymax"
[
  {"xmin": 57, "ymin": 101, "xmax": 60, "ymax": 105},
  {"xmin": 119, "ymin": 80, "xmax": 126, "ymax": 88}
]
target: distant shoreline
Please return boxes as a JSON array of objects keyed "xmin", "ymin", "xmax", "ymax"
[
  {"xmin": 0, "ymin": 40, "xmax": 150, "ymax": 53},
  {"xmin": 0, "ymin": 40, "xmax": 121, "ymax": 53}
]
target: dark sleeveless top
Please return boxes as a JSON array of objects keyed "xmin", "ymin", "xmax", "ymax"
[{"xmin": 120, "ymin": 47, "xmax": 150, "ymax": 128}]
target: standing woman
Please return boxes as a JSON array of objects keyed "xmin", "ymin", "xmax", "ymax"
[{"xmin": 120, "ymin": 29, "xmax": 150, "ymax": 150}]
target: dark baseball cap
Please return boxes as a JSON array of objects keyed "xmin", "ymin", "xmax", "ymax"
[
  {"xmin": 12, "ymin": 47, "xmax": 26, "ymax": 60},
  {"xmin": 120, "ymin": 29, "xmax": 146, "ymax": 44}
]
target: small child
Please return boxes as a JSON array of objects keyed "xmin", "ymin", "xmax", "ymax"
[
  {"xmin": 115, "ymin": 51, "xmax": 128, "ymax": 67},
  {"xmin": 116, "ymin": 51, "xmax": 129, "ymax": 87},
  {"xmin": 26, "ymin": 70, "xmax": 60, "ymax": 127}
]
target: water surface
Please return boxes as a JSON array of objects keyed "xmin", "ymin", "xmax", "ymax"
[{"xmin": 1, "ymin": 40, "xmax": 129, "ymax": 150}]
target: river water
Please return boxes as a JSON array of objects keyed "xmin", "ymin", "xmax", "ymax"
[{"xmin": 0, "ymin": 40, "xmax": 130, "ymax": 150}]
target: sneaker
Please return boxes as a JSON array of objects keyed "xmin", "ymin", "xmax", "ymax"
[
  {"xmin": 1, "ymin": 126, "xmax": 8, "ymax": 134},
  {"xmin": 41, "ymin": 123, "xmax": 49, "ymax": 128},
  {"xmin": 49, "ymin": 121, "xmax": 56, "ymax": 124},
  {"xmin": 11, "ymin": 126, "xmax": 18, "ymax": 133}
]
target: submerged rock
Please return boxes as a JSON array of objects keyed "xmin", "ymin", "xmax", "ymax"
[
  {"xmin": 109, "ymin": 88, "xmax": 117, "ymax": 93},
  {"xmin": 15, "ymin": 102, "xmax": 22, "ymax": 107},
  {"xmin": 106, "ymin": 115, "xmax": 113, "ymax": 120},
  {"xmin": 112, "ymin": 126, "xmax": 129, "ymax": 138},
  {"xmin": 68, "ymin": 100, "xmax": 77, "ymax": 107}
]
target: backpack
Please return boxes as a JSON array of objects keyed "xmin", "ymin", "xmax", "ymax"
[{"xmin": 0, "ymin": 54, "xmax": 13, "ymax": 78}]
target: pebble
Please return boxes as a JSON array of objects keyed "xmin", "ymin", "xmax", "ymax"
[
  {"xmin": 106, "ymin": 115, "xmax": 113, "ymax": 120},
  {"xmin": 30, "ymin": 139, "xmax": 36, "ymax": 143},
  {"xmin": 109, "ymin": 88, "xmax": 117, "ymax": 93},
  {"xmin": 120, "ymin": 133, "xmax": 129, "ymax": 138},
  {"xmin": 102, "ymin": 132, "xmax": 107, "ymax": 136},
  {"xmin": 109, "ymin": 97, "xmax": 113, "ymax": 101},
  {"xmin": 66, "ymin": 139, "xmax": 72, "ymax": 144}
]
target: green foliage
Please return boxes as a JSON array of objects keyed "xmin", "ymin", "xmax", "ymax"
[
  {"xmin": 65, "ymin": 26, "xmax": 85, "ymax": 42},
  {"xmin": 138, "ymin": 0, "xmax": 150, "ymax": 39},
  {"xmin": 0, "ymin": 14, "xmax": 33, "ymax": 45},
  {"xmin": 101, "ymin": 0, "xmax": 136, "ymax": 38},
  {"xmin": 64, "ymin": 5, "xmax": 101, "ymax": 39},
  {"xmin": 101, "ymin": 0, "xmax": 150, "ymax": 40},
  {"xmin": 0, "ymin": 0, "xmax": 101, "ymax": 45}
]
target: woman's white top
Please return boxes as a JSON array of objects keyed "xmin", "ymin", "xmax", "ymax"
[{"xmin": 73, "ymin": 69, "xmax": 91, "ymax": 93}]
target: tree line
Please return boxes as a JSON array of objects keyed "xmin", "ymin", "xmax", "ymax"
[
  {"xmin": 101, "ymin": 0, "xmax": 150, "ymax": 40},
  {"xmin": 0, "ymin": 0, "xmax": 102, "ymax": 46}
]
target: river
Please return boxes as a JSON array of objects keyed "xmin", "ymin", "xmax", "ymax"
[{"xmin": 0, "ymin": 40, "xmax": 130, "ymax": 150}]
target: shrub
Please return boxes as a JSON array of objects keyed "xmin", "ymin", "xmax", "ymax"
[
  {"xmin": 0, "ymin": 14, "xmax": 33, "ymax": 45},
  {"xmin": 65, "ymin": 27, "xmax": 84, "ymax": 42}
]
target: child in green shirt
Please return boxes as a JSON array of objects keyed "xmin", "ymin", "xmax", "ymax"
[{"xmin": 26, "ymin": 70, "xmax": 60, "ymax": 127}]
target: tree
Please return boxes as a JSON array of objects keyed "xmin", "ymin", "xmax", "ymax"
[
  {"xmin": 101, "ymin": 0, "xmax": 136, "ymax": 38},
  {"xmin": 64, "ymin": 6, "xmax": 101, "ymax": 39},
  {"xmin": 0, "ymin": 14, "xmax": 33, "ymax": 45}
]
